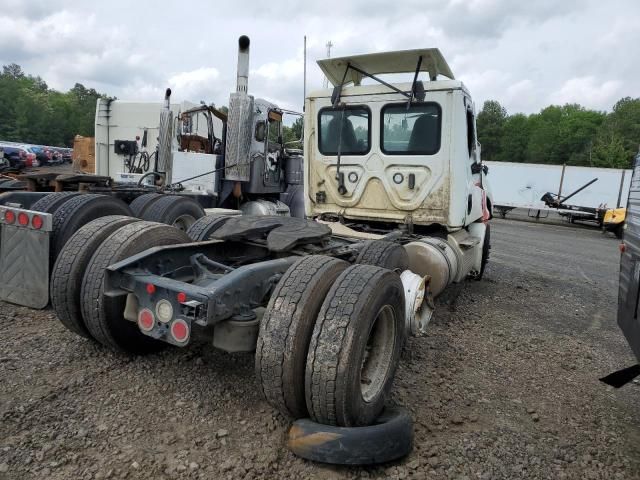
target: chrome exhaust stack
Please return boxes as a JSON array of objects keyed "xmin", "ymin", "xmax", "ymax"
[
  {"xmin": 225, "ymin": 35, "xmax": 254, "ymax": 182},
  {"xmin": 236, "ymin": 35, "xmax": 250, "ymax": 93}
]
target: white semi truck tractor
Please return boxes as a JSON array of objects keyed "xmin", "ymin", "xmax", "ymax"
[{"xmin": 0, "ymin": 36, "xmax": 492, "ymax": 462}]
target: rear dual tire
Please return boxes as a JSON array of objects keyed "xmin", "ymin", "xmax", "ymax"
[
  {"xmin": 31, "ymin": 192, "xmax": 81, "ymax": 214},
  {"xmin": 306, "ymin": 264, "xmax": 405, "ymax": 426},
  {"xmin": 80, "ymin": 221, "xmax": 191, "ymax": 354},
  {"xmin": 255, "ymin": 255, "xmax": 348, "ymax": 419},
  {"xmin": 355, "ymin": 240, "xmax": 409, "ymax": 271},
  {"xmin": 50, "ymin": 215, "xmax": 140, "ymax": 339},
  {"xmin": 141, "ymin": 195, "xmax": 205, "ymax": 231},
  {"xmin": 257, "ymin": 259, "xmax": 405, "ymax": 428},
  {"xmin": 186, "ymin": 214, "xmax": 231, "ymax": 241},
  {"xmin": 50, "ymin": 194, "xmax": 133, "ymax": 262}
]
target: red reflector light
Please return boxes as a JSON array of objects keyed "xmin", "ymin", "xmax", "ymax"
[
  {"xmin": 4, "ymin": 210, "xmax": 15, "ymax": 224},
  {"xmin": 177, "ymin": 292, "xmax": 187, "ymax": 303},
  {"xmin": 18, "ymin": 212, "xmax": 29, "ymax": 226},
  {"xmin": 146, "ymin": 283, "xmax": 156, "ymax": 294},
  {"xmin": 32, "ymin": 215, "xmax": 43, "ymax": 230},
  {"xmin": 620, "ymin": 243, "xmax": 626, "ymax": 253},
  {"xmin": 170, "ymin": 319, "xmax": 189, "ymax": 343},
  {"xmin": 138, "ymin": 309, "xmax": 155, "ymax": 332}
]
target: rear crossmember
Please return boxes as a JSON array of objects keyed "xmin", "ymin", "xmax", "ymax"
[{"xmin": 106, "ymin": 240, "xmax": 304, "ymax": 347}]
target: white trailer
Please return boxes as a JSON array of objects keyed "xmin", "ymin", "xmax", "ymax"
[{"xmin": 485, "ymin": 161, "xmax": 631, "ymax": 219}]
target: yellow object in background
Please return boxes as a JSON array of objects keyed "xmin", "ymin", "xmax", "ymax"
[
  {"xmin": 603, "ymin": 207, "xmax": 626, "ymax": 238},
  {"xmin": 604, "ymin": 207, "xmax": 626, "ymax": 226}
]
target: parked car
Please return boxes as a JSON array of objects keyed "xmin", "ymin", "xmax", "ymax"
[
  {"xmin": 0, "ymin": 145, "xmax": 34, "ymax": 168},
  {"xmin": 24, "ymin": 146, "xmax": 56, "ymax": 166},
  {"xmin": 49, "ymin": 147, "xmax": 69, "ymax": 164},
  {"xmin": 62, "ymin": 148, "xmax": 73, "ymax": 163}
]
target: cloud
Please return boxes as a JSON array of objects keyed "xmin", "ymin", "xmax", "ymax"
[
  {"xmin": 167, "ymin": 68, "xmax": 221, "ymax": 103},
  {"xmin": 0, "ymin": 0, "xmax": 638, "ymax": 115},
  {"xmin": 549, "ymin": 77, "xmax": 622, "ymax": 110}
]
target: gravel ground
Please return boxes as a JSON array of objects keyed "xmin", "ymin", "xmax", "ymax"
[{"xmin": 1, "ymin": 219, "xmax": 639, "ymax": 479}]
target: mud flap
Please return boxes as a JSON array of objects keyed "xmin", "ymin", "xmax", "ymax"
[
  {"xmin": 0, "ymin": 208, "xmax": 53, "ymax": 309},
  {"xmin": 600, "ymin": 364, "xmax": 640, "ymax": 388}
]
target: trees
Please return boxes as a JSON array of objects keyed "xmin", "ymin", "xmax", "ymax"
[
  {"xmin": 1, "ymin": 62, "xmax": 638, "ymax": 168},
  {"xmin": 476, "ymin": 98, "xmax": 635, "ymax": 168},
  {"xmin": 496, "ymin": 114, "xmax": 530, "ymax": 163},
  {"xmin": 283, "ymin": 116, "xmax": 303, "ymax": 144},
  {"xmin": 477, "ymin": 100, "xmax": 507, "ymax": 161},
  {"xmin": 0, "ymin": 64, "xmax": 106, "ymax": 147}
]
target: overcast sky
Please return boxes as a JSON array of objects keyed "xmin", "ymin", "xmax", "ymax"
[{"xmin": 0, "ymin": 0, "xmax": 638, "ymax": 114}]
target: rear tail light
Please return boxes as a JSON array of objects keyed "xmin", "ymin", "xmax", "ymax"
[
  {"xmin": 32, "ymin": 214, "xmax": 43, "ymax": 229},
  {"xmin": 4, "ymin": 210, "xmax": 15, "ymax": 224},
  {"xmin": 146, "ymin": 283, "xmax": 156, "ymax": 294},
  {"xmin": 138, "ymin": 309, "xmax": 155, "ymax": 332},
  {"xmin": 17, "ymin": 212, "xmax": 29, "ymax": 226},
  {"xmin": 177, "ymin": 292, "xmax": 187, "ymax": 303},
  {"xmin": 170, "ymin": 319, "xmax": 190, "ymax": 343}
]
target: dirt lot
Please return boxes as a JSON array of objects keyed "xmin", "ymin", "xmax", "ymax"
[{"xmin": 1, "ymin": 219, "xmax": 639, "ymax": 480}]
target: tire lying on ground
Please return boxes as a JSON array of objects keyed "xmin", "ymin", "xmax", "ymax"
[
  {"xmin": 31, "ymin": 192, "xmax": 81, "ymax": 214},
  {"xmin": 287, "ymin": 406, "xmax": 413, "ymax": 465},
  {"xmin": 255, "ymin": 255, "xmax": 348, "ymax": 419},
  {"xmin": 51, "ymin": 194, "xmax": 132, "ymax": 261},
  {"xmin": 141, "ymin": 195, "xmax": 205, "ymax": 231},
  {"xmin": 129, "ymin": 192, "xmax": 163, "ymax": 217},
  {"xmin": 186, "ymin": 214, "xmax": 233, "ymax": 241},
  {"xmin": 305, "ymin": 264, "xmax": 405, "ymax": 427},
  {"xmin": 355, "ymin": 240, "xmax": 409, "ymax": 271},
  {"xmin": 81, "ymin": 221, "xmax": 191, "ymax": 354},
  {"xmin": 50, "ymin": 215, "xmax": 141, "ymax": 339}
]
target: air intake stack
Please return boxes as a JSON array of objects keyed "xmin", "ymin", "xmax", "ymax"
[{"xmin": 225, "ymin": 35, "xmax": 254, "ymax": 182}]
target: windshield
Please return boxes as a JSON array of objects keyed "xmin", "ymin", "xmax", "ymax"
[
  {"xmin": 318, "ymin": 106, "xmax": 370, "ymax": 155},
  {"xmin": 381, "ymin": 103, "xmax": 441, "ymax": 155}
]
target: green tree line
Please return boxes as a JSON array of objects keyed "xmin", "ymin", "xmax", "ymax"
[
  {"xmin": 0, "ymin": 63, "xmax": 106, "ymax": 147},
  {"xmin": 477, "ymin": 98, "xmax": 640, "ymax": 169},
  {"xmin": 2, "ymin": 62, "xmax": 638, "ymax": 168}
]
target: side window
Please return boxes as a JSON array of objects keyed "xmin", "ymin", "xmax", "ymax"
[
  {"xmin": 318, "ymin": 107, "xmax": 370, "ymax": 155},
  {"xmin": 381, "ymin": 103, "xmax": 441, "ymax": 155},
  {"xmin": 267, "ymin": 118, "xmax": 281, "ymax": 146},
  {"xmin": 255, "ymin": 121, "xmax": 266, "ymax": 142},
  {"xmin": 466, "ymin": 108, "xmax": 476, "ymax": 157}
]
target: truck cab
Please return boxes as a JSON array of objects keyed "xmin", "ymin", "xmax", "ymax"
[{"xmin": 304, "ymin": 49, "xmax": 491, "ymax": 234}]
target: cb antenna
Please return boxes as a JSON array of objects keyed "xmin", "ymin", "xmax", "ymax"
[
  {"xmin": 323, "ymin": 40, "xmax": 333, "ymax": 89},
  {"xmin": 303, "ymin": 36, "xmax": 307, "ymax": 112}
]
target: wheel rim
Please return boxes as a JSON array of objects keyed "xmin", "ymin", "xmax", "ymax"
[
  {"xmin": 359, "ymin": 305, "xmax": 396, "ymax": 403},
  {"xmin": 172, "ymin": 214, "xmax": 197, "ymax": 231}
]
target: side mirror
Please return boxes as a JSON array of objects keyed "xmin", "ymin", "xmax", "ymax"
[{"xmin": 413, "ymin": 81, "xmax": 425, "ymax": 102}]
